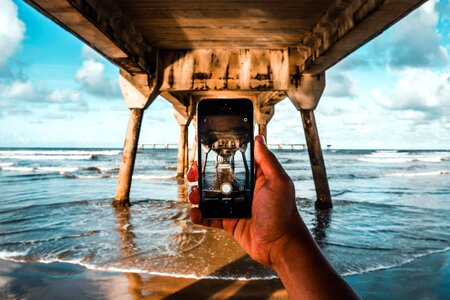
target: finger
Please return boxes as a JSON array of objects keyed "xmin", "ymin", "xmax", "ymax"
[
  {"xmin": 188, "ymin": 186, "xmax": 200, "ymax": 204},
  {"xmin": 186, "ymin": 161, "xmax": 199, "ymax": 182},
  {"xmin": 254, "ymin": 135, "xmax": 289, "ymax": 181},
  {"xmin": 189, "ymin": 208, "xmax": 224, "ymax": 229}
]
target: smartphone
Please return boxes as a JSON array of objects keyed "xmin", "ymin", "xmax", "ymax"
[{"xmin": 197, "ymin": 98, "xmax": 254, "ymax": 219}]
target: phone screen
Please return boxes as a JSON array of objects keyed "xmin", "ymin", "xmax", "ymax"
[{"xmin": 197, "ymin": 99, "xmax": 254, "ymax": 218}]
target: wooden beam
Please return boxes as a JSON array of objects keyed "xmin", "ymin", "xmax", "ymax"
[
  {"xmin": 290, "ymin": 0, "xmax": 427, "ymax": 75},
  {"xmin": 25, "ymin": 0, "xmax": 154, "ymax": 75},
  {"xmin": 159, "ymin": 49, "xmax": 289, "ymax": 92}
]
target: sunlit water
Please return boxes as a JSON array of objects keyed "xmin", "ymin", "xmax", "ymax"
[{"xmin": 0, "ymin": 148, "xmax": 449, "ymax": 279}]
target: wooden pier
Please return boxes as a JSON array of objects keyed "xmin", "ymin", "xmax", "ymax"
[{"xmin": 25, "ymin": 0, "xmax": 426, "ymax": 209}]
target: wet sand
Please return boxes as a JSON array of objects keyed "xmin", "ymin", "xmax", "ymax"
[{"xmin": 1, "ymin": 250, "xmax": 449, "ymax": 299}]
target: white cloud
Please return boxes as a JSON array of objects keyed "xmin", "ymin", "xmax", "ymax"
[
  {"xmin": 0, "ymin": 80, "xmax": 35, "ymax": 100},
  {"xmin": 375, "ymin": 0, "xmax": 448, "ymax": 69},
  {"xmin": 0, "ymin": 0, "xmax": 25, "ymax": 66},
  {"xmin": 373, "ymin": 68, "xmax": 450, "ymax": 118},
  {"xmin": 323, "ymin": 71, "xmax": 355, "ymax": 98},
  {"xmin": 48, "ymin": 89, "xmax": 80, "ymax": 103},
  {"xmin": 76, "ymin": 58, "xmax": 120, "ymax": 98}
]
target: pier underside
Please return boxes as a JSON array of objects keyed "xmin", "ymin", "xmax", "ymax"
[{"xmin": 25, "ymin": 0, "xmax": 426, "ymax": 209}]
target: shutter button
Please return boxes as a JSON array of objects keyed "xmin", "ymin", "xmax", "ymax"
[{"xmin": 220, "ymin": 183, "xmax": 232, "ymax": 195}]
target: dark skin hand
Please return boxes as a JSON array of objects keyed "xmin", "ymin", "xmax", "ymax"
[
  {"xmin": 187, "ymin": 136, "xmax": 360, "ymax": 299},
  {"xmin": 188, "ymin": 135, "xmax": 302, "ymax": 266}
]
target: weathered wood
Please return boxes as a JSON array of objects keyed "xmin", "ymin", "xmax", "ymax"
[
  {"xmin": 25, "ymin": 0, "xmax": 153, "ymax": 75},
  {"xmin": 258, "ymin": 124, "xmax": 267, "ymax": 142},
  {"xmin": 290, "ymin": 0, "xmax": 427, "ymax": 75},
  {"xmin": 183, "ymin": 127, "xmax": 189, "ymax": 175},
  {"xmin": 119, "ymin": 69, "xmax": 161, "ymax": 109},
  {"xmin": 114, "ymin": 108, "xmax": 144, "ymax": 205},
  {"xmin": 177, "ymin": 124, "xmax": 187, "ymax": 178},
  {"xmin": 27, "ymin": 0, "xmax": 425, "ymax": 76},
  {"xmin": 301, "ymin": 109, "xmax": 332, "ymax": 209},
  {"xmin": 160, "ymin": 49, "xmax": 289, "ymax": 92},
  {"xmin": 172, "ymin": 99, "xmax": 195, "ymax": 178},
  {"xmin": 287, "ymin": 73, "xmax": 325, "ymax": 110}
]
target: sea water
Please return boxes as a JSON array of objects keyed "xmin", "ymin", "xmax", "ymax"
[{"xmin": 0, "ymin": 148, "xmax": 449, "ymax": 279}]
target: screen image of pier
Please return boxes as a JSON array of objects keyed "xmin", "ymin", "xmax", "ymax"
[{"xmin": 198, "ymin": 114, "xmax": 252, "ymax": 201}]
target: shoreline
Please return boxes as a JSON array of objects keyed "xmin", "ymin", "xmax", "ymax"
[{"xmin": 1, "ymin": 250, "xmax": 449, "ymax": 299}]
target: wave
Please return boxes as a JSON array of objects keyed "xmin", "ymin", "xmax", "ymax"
[
  {"xmin": 0, "ymin": 250, "xmax": 29, "ymax": 259},
  {"xmin": 0, "ymin": 230, "xmax": 100, "ymax": 247},
  {"xmin": 3, "ymin": 155, "xmax": 95, "ymax": 161},
  {"xmin": 37, "ymin": 167, "xmax": 79, "ymax": 173},
  {"xmin": 341, "ymin": 247, "xmax": 450, "ymax": 276},
  {"xmin": 1, "ymin": 166, "xmax": 34, "ymax": 172},
  {"xmin": 0, "ymin": 162, "xmax": 14, "ymax": 167},
  {"xmin": 384, "ymin": 171, "xmax": 450, "ymax": 177},
  {"xmin": 66, "ymin": 174, "xmax": 113, "ymax": 179},
  {"xmin": 0, "ymin": 256, "xmax": 278, "ymax": 281},
  {"xmin": 0, "ymin": 150, "xmax": 120, "ymax": 156},
  {"xmin": 358, "ymin": 157, "xmax": 443, "ymax": 163},
  {"xmin": 0, "ymin": 166, "xmax": 79, "ymax": 173},
  {"xmin": 359, "ymin": 150, "xmax": 448, "ymax": 164},
  {"xmin": 2, "ymin": 247, "xmax": 449, "ymax": 280},
  {"xmin": 133, "ymin": 174, "xmax": 177, "ymax": 181}
]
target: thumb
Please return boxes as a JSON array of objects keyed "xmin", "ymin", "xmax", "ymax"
[{"xmin": 254, "ymin": 135, "xmax": 289, "ymax": 181}]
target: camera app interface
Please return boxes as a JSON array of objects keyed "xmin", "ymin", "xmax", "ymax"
[{"xmin": 199, "ymin": 113, "xmax": 252, "ymax": 202}]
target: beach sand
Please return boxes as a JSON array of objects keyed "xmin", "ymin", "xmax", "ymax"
[{"xmin": 1, "ymin": 250, "xmax": 449, "ymax": 299}]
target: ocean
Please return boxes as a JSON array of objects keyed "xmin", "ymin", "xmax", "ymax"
[{"xmin": 0, "ymin": 148, "xmax": 449, "ymax": 281}]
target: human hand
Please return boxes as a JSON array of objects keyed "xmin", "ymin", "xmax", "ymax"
[{"xmin": 187, "ymin": 135, "xmax": 307, "ymax": 267}]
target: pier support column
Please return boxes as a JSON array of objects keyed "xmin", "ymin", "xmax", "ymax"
[
  {"xmin": 258, "ymin": 124, "xmax": 267, "ymax": 140},
  {"xmin": 255, "ymin": 105, "xmax": 274, "ymax": 143},
  {"xmin": 301, "ymin": 109, "xmax": 332, "ymax": 209},
  {"xmin": 114, "ymin": 108, "xmax": 144, "ymax": 204},
  {"xmin": 177, "ymin": 124, "xmax": 188, "ymax": 178},
  {"xmin": 287, "ymin": 73, "xmax": 332, "ymax": 209},
  {"xmin": 172, "ymin": 98, "xmax": 195, "ymax": 179},
  {"xmin": 113, "ymin": 69, "xmax": 161, "ymax": 206}
]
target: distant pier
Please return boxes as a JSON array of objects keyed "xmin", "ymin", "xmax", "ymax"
[
  {"xmin": 140, "ymin": 143, "xmax": 309, "ymax": 150},
  {"xmin": 139, "ymin": 143, "xmax": 177, "ymax": 149}
]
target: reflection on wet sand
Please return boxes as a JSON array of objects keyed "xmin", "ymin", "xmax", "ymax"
[
  {"xmin": 176, "ymin": 178, "xmax": 188, "ymax": 202},
  {"xmin": 312, "ymin": 208, "xmax": 332, "ymax": 245},
  {"xmin": 113, "ymin": 203, "xmax": 286, "ymax": 299}
]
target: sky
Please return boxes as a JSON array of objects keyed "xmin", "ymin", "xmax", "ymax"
[{"xmin": 0, "ymin": 0, "xmax": 449, "ymax": 149}]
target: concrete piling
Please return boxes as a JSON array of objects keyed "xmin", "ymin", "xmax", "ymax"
[
  {"xmin": 113, "ymin": 108, "xmax": 144, "ymax": 206},
  {"xmin": 177, "ymin": 124, "xmax": 188, "ymax": 178},
  {"xmin": 301, "ymin": 109, "xmax": 332, "ymax": 209}
]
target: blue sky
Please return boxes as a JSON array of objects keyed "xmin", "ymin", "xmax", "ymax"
[{"xmin": 0, "ymin": 0, "xmax": 449, "ymax": 149}]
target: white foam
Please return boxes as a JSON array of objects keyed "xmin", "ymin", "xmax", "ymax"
[
  {"xmin": 0, "ymin": 162, "xmax": 14, "ymax": 167},
  {"xmin": 1, "ymin": 166, "xmax": 34, "ymax": 172},
  {"xmin": 73, "ymin": 175, "xmax": 107, "ymax": 179},
  {"xmin": 4, "ymin": 247, "xmax": 450, "ymax": 281},
  {"xmin": 0, "ymin": 150, "xmax": 120, "ymax": 156},
  {"xmin": 98, "ymin": 167, "xmax": 114, "ymax": 172},
  {"xmin": 4, "ymin": 155, "xmax": 93, "ymax": 161},
  {"xmin": 359, "ymin": 151, "xmax": 445, "ymax": 164},
  {"xmin": 133, "ymin": 174, "xmax": 176, "ymax": 181},
  {"xmin": 35, "ymin": 259, "xmax": 279, "ymax": 281},
  {"xmin": 384, "ymin": 171, "xmax": 450, "ymax": 177},
  {"xmin": 341, "ymin": 246, "xmax": 450, "ymax": 277},
  {"xmin": 37, "ymin": 167, "xmax": 79, "ymax": 173},
  {"xmin": 0, "ymin": 250, "xmax": 29, "ymax": 260}
]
